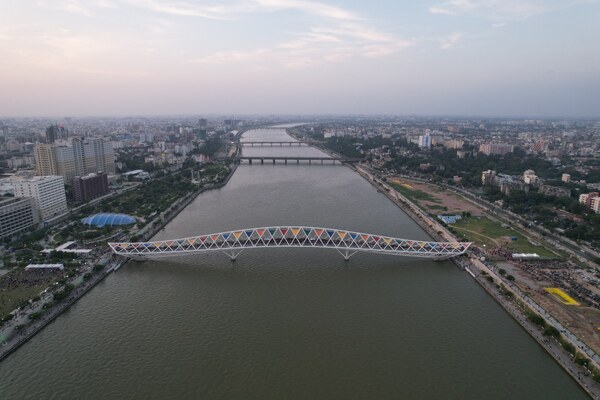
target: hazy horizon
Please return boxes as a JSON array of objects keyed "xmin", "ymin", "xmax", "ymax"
[
  {"xmin": 1, "ymin": 0, "xmax": 599, "ymax": 118},
  {"xmin": 2, "ymin": 113, "xmax": 600, "ymax": 121}
]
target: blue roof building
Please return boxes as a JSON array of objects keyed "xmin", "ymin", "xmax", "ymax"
[
  {"xmin": 437, "ymin": 215, "xmax": 463, "ymax": 224},
  {"xmin": 81, "ymin": 213, "xmax": 136, "ymax": 227}
]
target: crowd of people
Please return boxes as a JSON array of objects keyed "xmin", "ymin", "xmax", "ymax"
[
  {"xmin": 0, "ymin": 268, "xmax": 59, "ymax": 291},
  {"xmin": 476, "ymin": 244, "xmax": 600, "ymax": 309}
]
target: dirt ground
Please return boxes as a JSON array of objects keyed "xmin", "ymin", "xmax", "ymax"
[
  {"xmin": 390, "ymin": 178, "xmax": 484, "ymax": 216},
  {"xmin": 497, "ymin": 261, "xmax": 600, "ymax": 355},
  {"xmin": 535, "ymin": 290, "xmax": 600, "ymax": 355}
]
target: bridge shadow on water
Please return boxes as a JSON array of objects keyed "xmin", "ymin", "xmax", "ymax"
[{"xmin": 130, "ymin": 247, "xmax": 453, "ymax": 278}]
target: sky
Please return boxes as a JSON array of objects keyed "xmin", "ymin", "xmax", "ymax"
[{"xmin": 1, "ymin": 0, "xmax": 599, "ymax": 117}]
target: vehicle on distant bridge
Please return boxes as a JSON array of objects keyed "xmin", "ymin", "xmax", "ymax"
[{"xmin": 109, "ymin": 226, "xmax": 471, "ymax": 261}]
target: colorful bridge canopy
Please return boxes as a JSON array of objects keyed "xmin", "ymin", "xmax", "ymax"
[{"xmin": 109, "ymin": 226, "xmax": 471, "ymax": 259}]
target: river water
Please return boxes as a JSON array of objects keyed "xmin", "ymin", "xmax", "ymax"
[{"xmin": 0, "ymin": 129, "xmax": 586, "ymax": 399}]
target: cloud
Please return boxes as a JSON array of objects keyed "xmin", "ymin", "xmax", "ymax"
[
  {"xmin": 123, "ymin": 0, "xmax": 249, "ymax": 20},
  {"xmin": 254, "ymin": 0, "xmax": 360, "ymax": 21},
  {"xmin": 125, "ymin": 0, "xmax": 360, "ymax": 21},
  {"xmin": 429, "ymin": 6, "xmax": 455, "ymax": 15},
  {"xmin": 193, "ymin": 20, "xmax": 412, "ymax": 68},
  {"xmin": 428, "ymin": 0, "xmax": 591, "ymax": 20},
  {"xmin": 191, "ymin": 48, "xmax": 271, "ymax": 64},
  {"xmin": 36, "ymin": 0, "xmax": 95, "ymax": 16},
  {"xmin": 440, "ymin": 32, "xmax": 463, "ymax": 49},
  {"xmin": 94, "ymin": 0, "xmax": 118, "ymax": 8},
  {"xmin": 21, "ymin": 0, "xmax": 411, "ymax": 74},
  {"xmin": 178, "ymin": 1, "xmax": 410, "ymax": 68}
]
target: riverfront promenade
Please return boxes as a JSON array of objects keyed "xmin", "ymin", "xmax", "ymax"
[{"xmin": 0, "ymin": 257, "xmax": 121, "ymax": 361}]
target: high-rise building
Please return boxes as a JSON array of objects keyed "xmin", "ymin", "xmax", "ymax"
[
  {"xmin": 73, "ymin": 172, "xmax": 109, "ymax": 203},
  {"xmin": 482, "ymin": 170, "xmax": 496, "ymax": 185},
  {"xmin": 444, "ymin": 140, "xmax": 465, "ymax": 149},
  {"xmin": 479, "ymin": 143, "xmax": 515, "ymax": 156},
  {"xmin": 45, "ymin": 124, "xmax": 68, "ymax": 143},
  {"xmin": 34, "ymin": 137, "xmax": 115, "ymax": 183},
  {"xmin": 523, "ymin": 170, "xmax": 539, "ymax": 185},
  {"xmin": 82, "ymin": 137, "xmax": 115, "ymax": 174},
  {"xmin": 12, "ymin": 175, "xmax": 68, "ymax": 220},
  {"xmin": 54, "ymin": 144, "xmax": 79, "ymax": 182},
  {"xmin": 418, "ymin": 134, "xmax": 432, "ymax": 148},
  {"xmin": 562, "ymin": 174, "xmax": 571, "ymax": 183},
  {"xmin": 0, "ymin": 197, "xmax": 39, "ymax": 239},
  {"xmin": 34, "ymin": 144, "xmax": 58, "ymax": 176},
  {"xmin": 579, "ymin": 192, "xmax": 599, "ymax": 208},
  {"xmin": 591, "ymin": 197, "xmax": 600, "ymax": 214},
  {"xmin": 139, "ymin": 133, "xmax": 154, "ymax": 143}
]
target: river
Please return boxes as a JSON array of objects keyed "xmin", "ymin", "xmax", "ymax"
[{"xmin": 0, "ymin": 129, "xmax": 587, "ymax": 399}]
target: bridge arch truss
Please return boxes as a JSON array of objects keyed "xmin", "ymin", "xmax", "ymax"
[{"xmin": 109, "ymin": 226, "xmax": 471, "ymax": 261}]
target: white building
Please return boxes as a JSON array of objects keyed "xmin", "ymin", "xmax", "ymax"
[
  {"xmin": 12, "ymin": 175, "xmax": 68, "ymax": 221},
  {"xmin": 418, "ymin": 134, "xmax": 432, "ymax": 148},
  {"xmin": 591, "ymin": 197, "xmax": 600, "ymax": 214},
  {"xmin": 579, "ymin": 192, "xmax": 599, "ymax": 208},
  {"xmin": 7, "ymin": 155, "xmax": 35, "ymax": 170},
  {"xmin": 139, "ymin": 133, "xmax": 154, "ymax": 143},
  {"xmin": 523, "ymin": 169, "xmax": 539, "ymax": 185},
  {"xmin": 0, "ymin": 197, "xmax": 39, "ymax": 239},
  {"xmin": 562, "ymin": 173, "xmax": 571, "ymax": 183}
]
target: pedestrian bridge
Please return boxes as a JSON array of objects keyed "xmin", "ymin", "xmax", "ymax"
[{"xmin": 109, "ymin": 226, "xmax": 471, "ymax": 261}]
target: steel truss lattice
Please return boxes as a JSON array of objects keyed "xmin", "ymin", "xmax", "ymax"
[{"xmin": 109, "ymin": 226, "xmax": 472, "ymax": 261}]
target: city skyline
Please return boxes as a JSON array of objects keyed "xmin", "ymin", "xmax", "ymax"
[{"xmin": 1, "ymin": 0, "xmax": 599, "ymax": 117}]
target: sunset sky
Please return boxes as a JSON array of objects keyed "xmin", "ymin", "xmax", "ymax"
[{"xmin": 1, "ymin": 0, "xmax": 599, "ymax": 117}]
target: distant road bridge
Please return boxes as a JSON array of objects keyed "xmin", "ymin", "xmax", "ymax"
[
  {"xmin": 239, "ymin": 141, "xmax": 324, "ymax": 147},
  {"xmin": 227, "ymin": 156, "xmax": 363, "ymax": 165},
  {"xmin": 109, "ymin": 226, "xmax": 471, "ymax": 261}
]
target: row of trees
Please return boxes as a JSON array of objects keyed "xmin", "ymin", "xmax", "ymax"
[{"xmin": 483, "ymin": 187, "xmax": 600, "ymax": 246}]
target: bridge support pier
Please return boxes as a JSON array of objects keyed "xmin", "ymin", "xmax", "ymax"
[
  {"xmin": 336, "ymin": 249, "xmax": 358, "ymax": 261},
  {"xmin": 222, "ymin": 249, "xmax": 244, "ymax": 262}
]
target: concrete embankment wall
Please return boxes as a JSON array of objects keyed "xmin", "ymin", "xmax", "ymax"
[{"xmin": 142, "ymin": 162, "xmax": 239, "ymax": 242}]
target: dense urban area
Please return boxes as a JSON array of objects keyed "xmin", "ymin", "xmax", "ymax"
[{"xmin": 1, "ymin": 116, "xmax": 600, "ymax": 395}]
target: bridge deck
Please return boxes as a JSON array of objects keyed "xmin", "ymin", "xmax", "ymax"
[
  {"xmin": 235, "ymin": 156, "xmax": 363, "ymax": 163},
  {"xmin": 109, "ymin": 226, "xmax": 471, "ymax": 260},
  {"xmin": 239, "ymin": 141, "xmax": 318, "ymax": 146}
]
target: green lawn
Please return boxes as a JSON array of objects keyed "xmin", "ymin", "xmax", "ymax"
[
  {"xmin": 452, "ymin": 216, "xmax": 557, "ymax": 258},
  {"xmin": 0, "ymin": 280, "xmax": 53, "ymax": 317}
]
